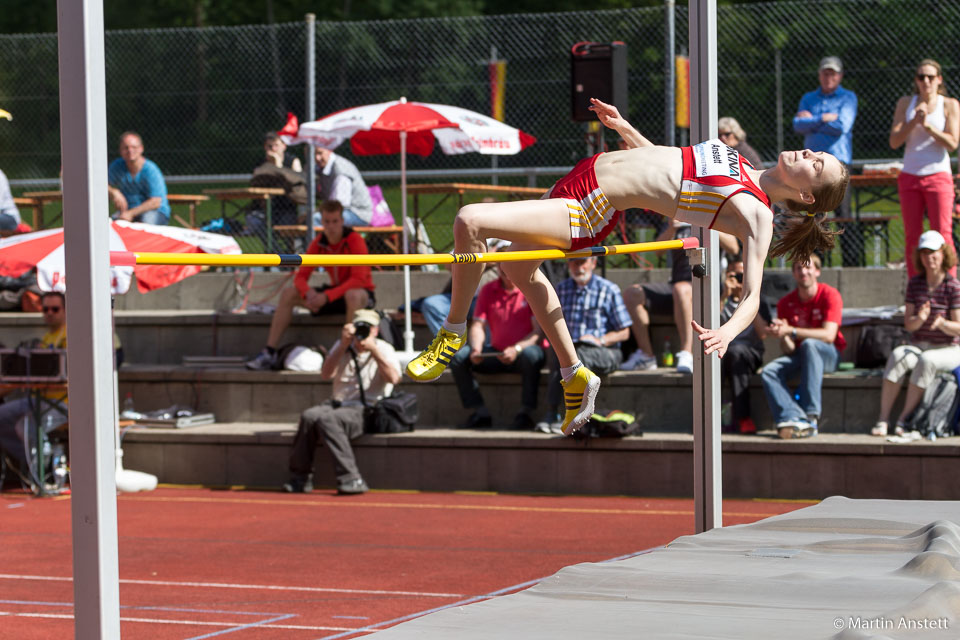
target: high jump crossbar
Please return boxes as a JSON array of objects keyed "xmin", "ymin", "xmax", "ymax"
[{"xmin": 110, "ymin": 237, "xmax": 700, "ymax": 268}]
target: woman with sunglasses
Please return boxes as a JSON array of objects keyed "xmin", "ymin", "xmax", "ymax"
[
  {"xmin": 718, "ymin": 117, "xmax": 764, "ymax": 169},
  {"xmin": 890, "ymin": 59, "xmax": 960, "ymax": 276}
]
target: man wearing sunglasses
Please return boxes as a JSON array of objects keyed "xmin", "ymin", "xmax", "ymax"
[
  {"xmin": 793, "ymin": 56, "xmax": 862, "ymax": 266},
  {"xmin": 0, "ymin": 291, "xmax": 68, "ymax": 474}
]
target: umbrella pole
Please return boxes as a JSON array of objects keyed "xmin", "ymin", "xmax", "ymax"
[{"xmin": 400, "ymin": 130, "xmax": 416, "ymax": 357}]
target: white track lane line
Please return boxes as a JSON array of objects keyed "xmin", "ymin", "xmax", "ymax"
[{"xmin": 0, "ymin": 573, "xmax": 463, "ymax": 598}]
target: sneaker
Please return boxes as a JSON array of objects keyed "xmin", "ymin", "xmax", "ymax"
[
  {"xmin": 676, "ymin": 350, "xmax": 693, "ymax": 374},
  {"xmin": 776, "ymin": 419, "xmax": 810, "ymax": 440},
  {"xmin": 534, "ymin": 412, "xmax": 561, "ymax": 434},
  {"xmin": 461, "ymin": 409, "xmax": 492, "ymax": 429},
  {"xmin": 337, "ymin": 477, "xmax": 369, "ymax": 495},
  {"xmin": 871, "ymin": 421, "xmax": 888, "ymax": 436},
  {"xmin": 737, "ymin": 417, "xmax": 757, "ymax": 435},
  {"xmin": 511, "ymin": 411, "xmax": 535, "ymax": 430},
  {"xmin": 795, "ymin": 424, "xmax": 818, "ymax": 439},
  {"xmin": 405, "ymin": 328, "xmax": 465, "ymax": 382},
  {"xmin": 282, "ymin": 474, "xmax": 313, "ymax": 493},
  {"xmin": 246, "ymin": 348, "xmax": 277, "ymax": 370},
  {"xmin": 620, "ymin": 349, "xmax": 658, "ymax": 371},
  {"xmin": 560, "ymin": 366, "xmax": 601, "ymax": 436}
]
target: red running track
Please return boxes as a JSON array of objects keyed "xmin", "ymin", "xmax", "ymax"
[{"xmin": 0, "ymin": 487, "xmax": 811, "ymax": 639}]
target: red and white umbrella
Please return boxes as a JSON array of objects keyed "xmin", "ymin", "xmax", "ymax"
[
  {"xmin": 0, "ymin": 220, "xmax": 241, "ymax": 294},
  {"xmin": 280, "ymin": 97, "xmax": 536, "ymax": 354},
  {"xmin": 282, "ymin": 98, "xmax": 536, "ymax": 157}
]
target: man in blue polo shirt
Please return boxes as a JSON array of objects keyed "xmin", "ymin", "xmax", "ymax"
[
  {"xmin": 793, "ymin": 56, "xmax": 860, "ymax": 265},
  {"xmin": 108, "ymin": 131, "xmax": 170, "ymax": 225}
]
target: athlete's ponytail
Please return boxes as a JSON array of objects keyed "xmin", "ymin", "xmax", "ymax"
[
  {"xmin": 770, "ymin": 163, "xmax": 850, "ymax": 262},
  {"xmin": 770, "ymin": 212, "xmax": 841, "ymax": 263}
]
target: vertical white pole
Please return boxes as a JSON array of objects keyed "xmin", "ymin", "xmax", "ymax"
[
  {"xmin": 664, "ymin": 0, "xmax": 676, "ymax": 146},
  {"xmin": 689, "ymin": 0, "xmax": 723, "ymax": 533},
  {"xmin": 401, "ymin": 129, "xmax": 414, "ymax": 355},
  {"xmin": 57, "ymin": 0, "xmax": 122, "ymax": 636},
  {"xmin": 305, "ymin": 13, "xmax": 316, "ymax": 245}
]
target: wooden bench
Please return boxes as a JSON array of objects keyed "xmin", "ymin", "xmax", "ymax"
[
  {"xmin": 273, "ymin": 224, "xmax": 405, "ymax": 254},
  {"xmin": 11, "ymin": 196, "xmax": 41, "ymax": 232},
  {"xmin": 824, "ymin": 215, "xmax": 898, "ymax": 267}
]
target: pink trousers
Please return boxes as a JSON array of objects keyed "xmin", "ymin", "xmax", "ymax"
[{"xmin": 898, "ymin": 171, "xmax": 956, "ymax": 277}]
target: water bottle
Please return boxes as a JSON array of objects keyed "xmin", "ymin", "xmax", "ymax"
[
  {"xmin": 662, "ymin": 340, "xmax": 674, "ymax": 367},
  {"xmin": 52, "ymin": 443, "xmax": 68, "ymax": 490},
  {"xmin": 121, "ymin": 392, "xmax": 140, "ymax": 419}
]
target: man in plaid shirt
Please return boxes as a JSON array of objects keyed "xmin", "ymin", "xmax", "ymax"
[{"xmin": 536, "ymin": 256, "xmax": 632, "ymax": 433}]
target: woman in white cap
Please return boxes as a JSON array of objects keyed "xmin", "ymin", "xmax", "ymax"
[
  {"xmin": 890, "ymin": 58, "xmax": 960, "ymax": 277},
  {"xmin": 873, "ymin": 229, "xmax": 960, "ymax": 435}
]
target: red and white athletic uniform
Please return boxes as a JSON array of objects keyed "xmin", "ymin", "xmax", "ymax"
[
  {"xmin": 548, "ymin": 154, "xmax": 622, "ymax": 251},
  {"xmin": 550, "ymin": 140, "xmax": 769, "ymax": 250},
  {"xmin": 677, "ymin": 139, "xmax": 770, "ymax": 229}
]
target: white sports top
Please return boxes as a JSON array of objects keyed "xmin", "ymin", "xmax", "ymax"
[{"xmin": 903, "ymin": 94, "xmax": 951, "ymax": 176}]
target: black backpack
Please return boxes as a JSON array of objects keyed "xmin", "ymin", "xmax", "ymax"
[
  {"xmin": 904, "ymin": 371, "xmax": 960, "ymax": 438},
  {"xmin": 854, "ymin": 325, "xmax": 906, "ymax": 369}
]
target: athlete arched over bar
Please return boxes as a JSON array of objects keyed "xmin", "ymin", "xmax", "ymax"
[{"xmin": 407, "ymin": 98, "xmax": 850, "ymax": 436}]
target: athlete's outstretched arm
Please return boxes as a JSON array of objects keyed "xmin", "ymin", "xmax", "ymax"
[
  {"xmin": 588, "ymin": 98, "xmax": 653, "ymax": 148},
  {"xmin": 693, "ymin": 204, "xmax": 773, "ymax": 357}
]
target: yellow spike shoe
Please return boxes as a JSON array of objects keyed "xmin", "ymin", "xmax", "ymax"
[
  {"xmin": 405, "ymin": 328, "xmax": 465, "ymax": 382},
  {"xmin": 560, "ymin": 366, "xmax": 601, "ymax": 435}
]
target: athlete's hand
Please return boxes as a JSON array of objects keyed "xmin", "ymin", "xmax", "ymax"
[
  {"xmin": 692, "ymin": 321, "xmax": 732, "ymax": 358},
  {"xmin": 588, "ymin": 98, "xmax": 626, "ymax": 131}
]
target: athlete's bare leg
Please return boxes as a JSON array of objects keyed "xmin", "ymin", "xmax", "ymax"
[
  {"xmin": 500, "ymin": 247, "xmax": 578, "ymax": 369},
  {"xmin": 447, "ymin": 198, "xmax": 571, "ymax": 325}
]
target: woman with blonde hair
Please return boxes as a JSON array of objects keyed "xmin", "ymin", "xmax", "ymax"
[
  {"xmin": 873, "ymin": 230, "xmax": 960, "ymax": 436},
  {"xmin": 407, "ymin": 98, "xmax": 849, "ymax": 437},
  {"xmin": 718, "ymin": 116, "xmax": 763, "ymax": 169},
  {"xmin": 890, "ymin": 58, "xmax": 960, "ymax": 277}
]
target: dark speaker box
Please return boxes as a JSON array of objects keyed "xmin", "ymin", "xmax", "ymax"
[{"xmin": 570, "ymin": 41, "xmax": 628, "ymax": 122}]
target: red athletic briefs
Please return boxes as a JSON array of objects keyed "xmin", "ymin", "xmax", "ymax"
[{"xmin": 548, "ymin": 154, "xmax": 622, "ymax": 250}]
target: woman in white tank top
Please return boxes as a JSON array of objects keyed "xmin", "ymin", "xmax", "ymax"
[{"xmin": 890, "ymin": 58, "xmax": 960, "ymax": 277}]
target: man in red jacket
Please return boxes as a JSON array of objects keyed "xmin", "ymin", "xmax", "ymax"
[{"xmin": 246, "ymin": 199, "xmax": 376, "ymax": 370}]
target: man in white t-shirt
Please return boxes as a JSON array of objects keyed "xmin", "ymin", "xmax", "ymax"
[{"xmin": 284, "ymin": 309, "xmax": 400, "ymax": 495}]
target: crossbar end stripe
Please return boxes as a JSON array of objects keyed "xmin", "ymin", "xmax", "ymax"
[{"xmin": 277, "ymin": 254, "xmax": 303, "ymax": 266}]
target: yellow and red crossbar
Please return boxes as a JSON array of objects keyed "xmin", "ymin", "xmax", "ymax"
[{"xmin": 111, "ymin": 237, "xmax": 700, "ymax": 268}]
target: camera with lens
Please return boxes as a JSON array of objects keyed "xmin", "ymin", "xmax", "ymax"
[{"xmin": 353, "ymin": 321, "xmax": 373, "ymax": 341}]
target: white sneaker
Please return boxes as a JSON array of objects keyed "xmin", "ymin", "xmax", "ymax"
[
  {"xmin": 676, "ymin": 350, "xmax": 693, "ymax": 374},
  {"xmin": 620, "ymin": 349, "xmax": 658, "ymax": 371}
]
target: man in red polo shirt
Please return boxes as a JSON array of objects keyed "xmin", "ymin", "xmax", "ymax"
[
  {"xmin": 247, "ymin": 199, "xmax": 376, "ymax": 370},
  {"xmin": 448, "ymin": 257, "xmax": 546, "ymax": 429},
  {"xmin": 761, "ymin": 254, "xmax": 845, "ymax": 439}
]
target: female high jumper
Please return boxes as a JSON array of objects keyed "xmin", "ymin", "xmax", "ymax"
[{"xmin": 407, "ymin": 98, "xmax": 850, "ymax": 436}]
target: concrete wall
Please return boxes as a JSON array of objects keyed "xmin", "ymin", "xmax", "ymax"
[{"xmin": 111, "ymin": 267, "xmax": 907, "ymax": 313}]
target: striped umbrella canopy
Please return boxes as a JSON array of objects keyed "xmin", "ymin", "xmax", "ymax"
[{"xmin": 0, "ymin": 220, "xmax": 240, "ymax": 294}]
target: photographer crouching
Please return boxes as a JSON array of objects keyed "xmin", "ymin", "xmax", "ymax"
[{"xmin": 284, "ymin": 309, "xmax": 400, "ymax": 495}]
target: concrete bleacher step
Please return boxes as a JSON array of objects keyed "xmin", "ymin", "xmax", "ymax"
[
  {"xmin": 119, "ymin": 422, "xmax": 960, "ymax": 500},
  {"xmin": 115, "ymin": 365, "xmax": 903, "ymax": 433}
]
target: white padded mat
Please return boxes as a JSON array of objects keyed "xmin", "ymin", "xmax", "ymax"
[{"xmin": 370, "ymin": 497, "xmax": 960, "ymax": 639}]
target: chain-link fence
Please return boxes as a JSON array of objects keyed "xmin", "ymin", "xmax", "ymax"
[{"xmin": 1, "ymin": 0, "xmax": 958, "ymax": 264}]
